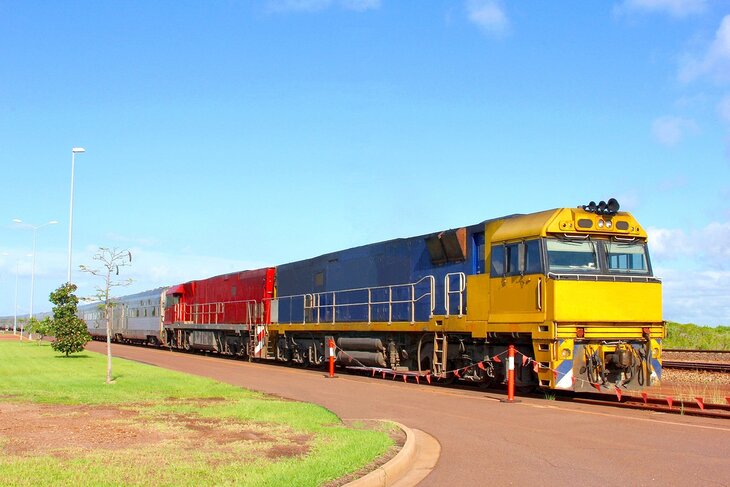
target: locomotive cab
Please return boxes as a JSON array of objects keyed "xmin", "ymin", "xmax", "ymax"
[{"xmin": 482, "ymin": 201, "xmax": 663, "ymax": 392}]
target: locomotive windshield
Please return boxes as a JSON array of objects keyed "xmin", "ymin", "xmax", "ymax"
[
  {"xmin": 546, "ymin": 239, "xmax": 598, "ymax": 272},
  {"xmin": 545, "ymin": 237, "xmax": 652, "ymax": 276},
  {"xmin": 605, "ymin": 241, "xmax": 649, "ymax": 273}
]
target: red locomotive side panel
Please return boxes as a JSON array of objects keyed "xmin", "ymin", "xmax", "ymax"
[{"xmin": 164, "ymin": 267, "xmax": 275, "ymax": 326}]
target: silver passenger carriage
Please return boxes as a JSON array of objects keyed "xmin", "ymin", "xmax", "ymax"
[{"xmin": 79, "ymin": 287, "xmax": 166, "ymax": 345}]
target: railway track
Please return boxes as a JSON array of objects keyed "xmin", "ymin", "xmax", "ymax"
[
  {"xmin": 663, "ymin": 348, "xmax": 730, "ymax": 354},
  {"xmin": 662, "ymin": 360, "xmax": 730, "ymax": 372},
  {"xmin": 662, "ymin": 349, "xmax": 730, "ymax": 373}
]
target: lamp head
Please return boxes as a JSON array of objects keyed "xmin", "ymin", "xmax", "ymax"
[
  {"xmin": 72, "ymin": 147, "xmax": 86, "ymax": 153},
  {"xmin": 606, "ymin": 198, "xmax": 620, "ymax": 215}
]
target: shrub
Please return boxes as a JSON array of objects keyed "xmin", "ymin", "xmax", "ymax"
[{"xmin": 49, "ymin": 283, "xmax": 91, "ymax": 356}]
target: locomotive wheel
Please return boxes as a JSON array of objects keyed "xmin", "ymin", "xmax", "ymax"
[{"xmin": 418, "ymin": 343, "xmax": 433, "ymax": 375}]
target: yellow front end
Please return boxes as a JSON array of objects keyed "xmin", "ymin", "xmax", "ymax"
[
  {"xmin": 534, "ymin": 279, "xmax": 664, "ymax": 391},
  {"xmin": 548, "ymin": 280, "xmax": 661, "ymax": 324}
]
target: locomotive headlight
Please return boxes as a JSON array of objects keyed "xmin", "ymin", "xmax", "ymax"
[
  {"xmin": 597, "ymin": 220, "xmax": 605, "ymax": 228},
  {"xmin": 605, "ymin": 220, "xmax": 612, "ymax": 229},
  {"xmin": 561, "ymin": 349, "xmax": 571, "ymax": 359}
]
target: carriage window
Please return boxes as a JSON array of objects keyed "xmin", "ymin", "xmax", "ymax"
[
  {"xmin": 546, "ymin": 239, "xmax": 598, "ymax": 272},
  {"xmin": 606, "ymin": 242, "xmax": 649, "ymax": 273}
]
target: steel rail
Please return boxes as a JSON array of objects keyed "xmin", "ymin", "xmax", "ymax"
[
  {"xmin": 663, "ymin": 349, "xmax": 730, "ymax": 354},
  {"xmin": 662, "ymin": 360, "xmax": 730, "ymax": 372}
]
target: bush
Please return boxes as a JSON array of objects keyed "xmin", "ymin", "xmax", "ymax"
[
  {"xmin": 664, "ymin": 322, "xmax": 730, "ymax": 350},
  {"xmin": 26, "ymin": 316, "xmax": 53, "ymax": 343},
  {"xmin": 49, "ymin": 283, "xmax": 91, "ymax": 356}
]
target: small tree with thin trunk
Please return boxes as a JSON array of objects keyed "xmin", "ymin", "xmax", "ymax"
[
  {"xmin": 49, "ymin": 283, "xmax": 91, "ymax": 356},
  {"xmin": 26, "ymin": 316, "xmax": 53, "ymax": 344},
  {"xmin": 79, "ymin": 247, "xmax": 132, "ymax": 384}
]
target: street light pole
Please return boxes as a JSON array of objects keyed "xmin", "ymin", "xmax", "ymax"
[
  {"xmin": 13, "ymin": 219, "xmax": 58, "ymax": 320},
  {"xmin": 14, "ymin": 261, "xmax": 19, "ymax": 335},
  {"xmin": 68, "ymin": 147, "xmax": 86, "ymax": 284}
]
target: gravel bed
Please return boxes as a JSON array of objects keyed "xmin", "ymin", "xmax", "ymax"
[{"xmin": 661, "ymin": 368, "xmax": 730, "ymax": 386}]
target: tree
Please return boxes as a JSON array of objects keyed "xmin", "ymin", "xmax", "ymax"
[
  {"xmin": 80, "ymin": 247, "xmax": 132, "ymax": 384},
  {"xmin": 49, "ymin": 283, "xmax": 91, "ymax": 356},
  {"xmin": 26, "ymin": 316, "xmax": 53, "ymax": 344}
]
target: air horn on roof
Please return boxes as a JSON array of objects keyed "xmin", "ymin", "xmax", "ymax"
[{"xmin": 582, "ymin": 198, "xmax": 620, "ymax": 215}]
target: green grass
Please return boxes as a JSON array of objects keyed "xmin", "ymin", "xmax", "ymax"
[
  {"xmin": 664, "ymin": 322, "xmax": 730, "ymax": 350},
  {"xmin": 0, "ymin": 341, "xmax": 394, "ymax": 486}
]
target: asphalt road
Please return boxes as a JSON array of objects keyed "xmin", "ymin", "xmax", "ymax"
[{"xmin": 88, "ymin": 342, "xmax": 730, "ymax": 486}]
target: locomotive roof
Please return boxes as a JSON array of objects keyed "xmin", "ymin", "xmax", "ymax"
[{"xmin": 489, "ymin": 207, "xmax": 647, "ymax": 242}]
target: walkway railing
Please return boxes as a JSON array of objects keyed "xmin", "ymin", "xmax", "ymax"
[
  {"xmin": 444, "ymin": 272, "xmax": 466, "ymax": 317},
  {"xmin": 175, "ymin": 299, "xmax": 261, "ymax": 325},
  {"xmin": 271, "ymin": 275, "xmax": 436, "ymax": 325}
]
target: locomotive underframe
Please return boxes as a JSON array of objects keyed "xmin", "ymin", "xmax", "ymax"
[
  {"xmin": 163, "ymin": 325, "xmax": 254, "ymax": 357},
  {"xmin": 272, "ymin": 330, "xmax": 538, "ymax": 387},
  {"xmin": 160, "ymin": 317, "xmax": 662, "ymax": 393}
]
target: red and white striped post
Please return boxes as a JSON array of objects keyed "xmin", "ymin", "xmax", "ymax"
[
  {"xmin": 507, "ymin": 344, "xmax": 516, "ymax": 402},
  {"xmin": 328, "ymin": 338, "xmax": 336, "ymax": 378}
]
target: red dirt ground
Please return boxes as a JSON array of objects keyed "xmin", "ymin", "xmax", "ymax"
[{"xmin": 0, "ymin": 401, "xmax": 311, "ymax": 460}]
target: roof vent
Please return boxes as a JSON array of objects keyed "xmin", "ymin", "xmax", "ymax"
[{"xmin": 425, "ymin": 228, "xmax": 466, "ymax": 265}]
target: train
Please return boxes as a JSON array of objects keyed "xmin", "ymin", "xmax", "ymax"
[{"xmin": 25, "ymin": 199, "xmax": 665, "ymax": 392}]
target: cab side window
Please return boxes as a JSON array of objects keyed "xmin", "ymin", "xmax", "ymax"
[
  {"xmin": 505, "ymin": 243, "xmax": 520, "ymax": 275},
  {"xmin": 490, "ymin": 245, "xmax": 505, "ymax": 276},
  {"xmin": 524, "ymin": 240, "xmax": 543, "ymax": 274},
  {"xmin": 491, "ymin": 240, "xmax": 543, "ymax": 276}
]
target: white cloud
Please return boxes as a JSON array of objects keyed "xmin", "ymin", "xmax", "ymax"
[
  {"xmin": 648, "ymin": 220, "xmax": 730, "ymax": 325},
  {"xmin": 648, "ymin": 221, "xmax": 730, "ymax": 267},
  {"xmin": 466, "ymin": 0, "xmax": 509, "ymax": 37},
  {"xmin": 0, "ymin": 244, "xmax": 268, "ymax": 316},
  {"xmin": 76, "ymin": 246, "xmax": 268, "ymax": 294},
  {"xmin": 650, "ymin": 115, "xmax": 699, "ymax": 146},
  {"xmin": 679, "ymin": 14, "xmax": 730, "ymax": 83},
  {"xmin": 654, "ymin": 266, "xmax": 730, "ymax": 325},
  {"xmin": 266, "ymin": 0, "xmax": 380, "ymax": 13},
  {"xmin": 615, "ymin": 0, "xmax": 707, "ymax": 18},
  {"xmin": 646, "ymin": 227, "xmax": 691, "ymax": 259},
  {"xmin": 701, "ymin": 222, "xmax": 730, "ymax": 266}
]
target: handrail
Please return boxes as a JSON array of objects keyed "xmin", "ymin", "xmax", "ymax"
[
  {"xmin": 444, "ymin": 272, "xmax": 466, "ymax": 317},
  {"xmin": 270, "ymin": 275, "xmax": 436, "ymax": 325},
  {"xmin": 176, "ymin": 299, "xmax": 262, "ymax": 325},
  {"xmin": 265, "ymin": 293, "xmax": 312, "ymax": 325}
]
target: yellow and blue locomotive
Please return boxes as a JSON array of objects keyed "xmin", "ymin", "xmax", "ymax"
[{"xmin": 262, "ymin": 198, "xmax": 662, "ymax": 391}]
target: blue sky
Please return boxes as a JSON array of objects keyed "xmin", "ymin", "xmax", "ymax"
[{"xmin": 1, "ymin": 0, "xmax": 729, "ymax": 325}]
